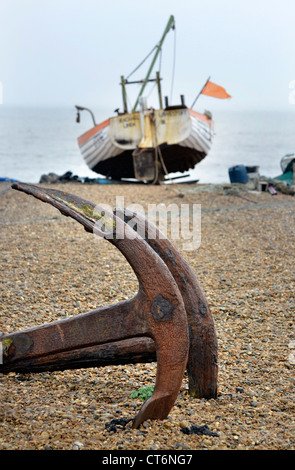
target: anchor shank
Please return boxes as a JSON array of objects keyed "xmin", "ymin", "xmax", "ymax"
[{"xmin": 1, "ymin": 295, "xmax": 149, "ymax": 372}]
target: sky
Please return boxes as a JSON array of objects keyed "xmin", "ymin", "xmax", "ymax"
[{"xmin": 0, "ymin": 0, "xmax": 294, "ymax": 114}]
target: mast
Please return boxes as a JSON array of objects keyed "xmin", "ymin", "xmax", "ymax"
[
  {"xmin": 120, "ymin": 75, "xmax": 128, "ymax": 113},
  {"xmin": 131, "ymin": 15, "xmax": 175, "ymax": 113},
  {"xmin": 190, "ymin": 76, "xmax": 210, "ymax": 109}
]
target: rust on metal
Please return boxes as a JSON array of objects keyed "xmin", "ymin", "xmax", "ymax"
[
  {"xmin": 0, "ymin": 182, "xmax": 218, "ymax": 428},
  {"xmin": 117, "ymin": 207, "xmax": 218, "ymax": 399}
]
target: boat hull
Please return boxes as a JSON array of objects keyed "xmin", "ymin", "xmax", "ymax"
[{"xmin": 77, "ymin": 107, "xmax": 213, "ymax": 181}]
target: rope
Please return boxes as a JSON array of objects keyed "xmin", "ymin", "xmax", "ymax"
[
  {"xmin": 158, "ymin": 145, "xmax": 170, "ymax": 179},
  {"xmin": 150, "ymin": 111, "xmax": 172, "ymax": 185},
  {"xmin": 151, "ymin": 146, "xmax": 159, "ymax": 185}
]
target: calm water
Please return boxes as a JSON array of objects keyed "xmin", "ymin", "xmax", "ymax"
[{"xmin": 0, "ymin": 106, "xmax": 294, "ymax": 184}]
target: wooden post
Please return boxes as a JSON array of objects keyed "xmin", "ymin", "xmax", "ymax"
[
  {"xmin": 121, "ymin": 75, "xmax": 128, "ymax": 113},
  {"xmin": 156, "ymin": 71, "xmax": 163, "ymax": 109}
]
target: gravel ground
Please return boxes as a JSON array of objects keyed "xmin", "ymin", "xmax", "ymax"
[{"xmin": 0, "ymin": 181, "xmax": 294, "ymax": 451}]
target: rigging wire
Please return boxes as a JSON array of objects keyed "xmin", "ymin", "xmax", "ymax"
[
  {"xmin": 170, "ymin": 27, "xmax": 176, "ymax": 103},
  {"xmin": 125, "ymin": 23, "xmax": 176, "ymax": 107},
  {"xmin": 126, "ymin": 45, "xmax": 157, "ymax": 80},
  {"xmin": 146, "ymin": 48, "xmax": 162, "ymax": 99},
  {"xmin": 147, "ymin": 81, "xmax": 157, "ymax": 98},
  {"xmin": 125, "ymin": 44, "xmax": 162, "ymax": 106}
]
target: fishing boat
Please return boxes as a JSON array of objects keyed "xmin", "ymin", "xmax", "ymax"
[{"xmin": 75, "ymin": 16, "xmax": 231, "ymax": 184}]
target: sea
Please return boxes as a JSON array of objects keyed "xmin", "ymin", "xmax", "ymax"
[{"xmin": 0, "ymin": 106, "xmax": 294, "ymax": 185}]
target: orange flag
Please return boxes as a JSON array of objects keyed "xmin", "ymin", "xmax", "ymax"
[{"xmin": 201, "ymin": 80, "xmax": 231, "ymax": 99}]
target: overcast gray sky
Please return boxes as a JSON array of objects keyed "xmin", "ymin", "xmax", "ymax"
[{"xmin": 1, "ymin": 0, "xmax": 294, "ymax": 113}]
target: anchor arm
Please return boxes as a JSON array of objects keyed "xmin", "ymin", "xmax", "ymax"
[{"xmin": 116, "ymin": 208, "xmax": 218, "ymax": 399}]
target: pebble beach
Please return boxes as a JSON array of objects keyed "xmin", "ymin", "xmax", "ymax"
[{"xmin": 0, "ymin": 181, "xmax": 294, "ymax": 451}]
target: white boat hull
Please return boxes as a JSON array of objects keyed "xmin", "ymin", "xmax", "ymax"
[{"xmin": 77, "ymin": 107, "xmax": 214, "ymax": 181}]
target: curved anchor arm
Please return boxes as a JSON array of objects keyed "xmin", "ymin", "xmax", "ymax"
[{"xmin": 116, "ymin": 208, "xmax": 218, "ymax": 398}]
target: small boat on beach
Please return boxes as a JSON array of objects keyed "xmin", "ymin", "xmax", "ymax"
[
  {"xmin": 274, "ymin": 153, "xmax": 295, "ymax": 186},
  {"xmin": 75, "ymin": 16, "xmax": 231, "ymax": 184}
]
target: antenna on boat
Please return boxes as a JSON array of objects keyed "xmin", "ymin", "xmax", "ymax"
[
  {"xmin": 190, "ymin": 76, "xmax": 211, "ymax": 109},
  {"xmin": 75, "ymin": 105, "xmax": 97, "ymax": 127},
  {"xmin": 131, "ymin": 15, "xmax": 175, "ymax": 113}
]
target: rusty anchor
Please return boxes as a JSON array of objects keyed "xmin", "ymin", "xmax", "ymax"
[{"xmin": 0, "ymin": 183, "xmax": 218, "ymax": 428}]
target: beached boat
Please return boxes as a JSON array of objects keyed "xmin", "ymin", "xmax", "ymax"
[
  {"xmin": 75, "ymin": 16, "xmax": 231, "ymax": 184},
  {"xmin": 274, "ymin": 153, "xmax": 295, "ymax": 186},
  {"xmin": 280, "ymin": 153, "xmax": 295, "ymax": 174}
]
